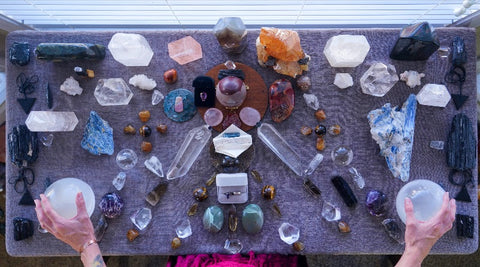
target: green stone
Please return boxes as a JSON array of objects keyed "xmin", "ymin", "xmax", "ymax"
[
  {"xmin": 242, "ymin": 204, "xmax": 264, "ymax": 234},
  {"xmin": 35, "ymin": 43, "xmax": 106, "ymax": 61},
  {"xmin": 203, "ymin": 205, "xmax": 224, "ymax": 233}
]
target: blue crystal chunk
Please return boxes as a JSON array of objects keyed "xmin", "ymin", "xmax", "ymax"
[
  {"xmin": 367, "ymin": 94, "xmax": 417, "ymax": 182},
  {"xmin": 81, "ymin": 111, "xmax": 114, "ymax": 155},
  {"xmin": 163, "ymin": 88, "xmax": 197, "ymax": 122},
  {"xmin": 223, "ymin": 132, "xmax": 240, "ymax": 138}
]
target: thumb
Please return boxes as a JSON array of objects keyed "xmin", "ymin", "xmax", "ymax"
[
  {"xmin": 404, "ymin": 197, "xmax": 416, "ymax": 223},
  {"xmin": 75, "ymin": 192, "xmax": 88, "ymax": 217}
]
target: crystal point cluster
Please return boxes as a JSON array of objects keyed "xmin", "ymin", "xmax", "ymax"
[
  {"xmin": 108, "ymin": 33, "xmax": 153, "ymax": 66},
  {"xmin": 367, "ymin": 94, "xmax": 417, "ymax": 182},
  {"xmin": 323, "ymin": 35, "xmax": 370, "ymax": 68}
]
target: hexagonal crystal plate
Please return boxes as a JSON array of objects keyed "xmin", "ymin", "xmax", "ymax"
[{"xmin": 94, "ymin": 78, "xmax": 133, "ymax": 106}]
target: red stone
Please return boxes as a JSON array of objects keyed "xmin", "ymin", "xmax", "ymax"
[
  {"xmin": 222, "ymin": 112, "xmax": 242, "ymax": 130},
  {"xmin": 269, "ymin": 79, "xmax": 294, "ymax": 123}
]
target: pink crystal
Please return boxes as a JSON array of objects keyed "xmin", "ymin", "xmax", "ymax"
[
  {"xmin": 222, "ymin": 113, "xmax": 241, "ymax": 129},
  {"xmin": 168, "ymin": 36, "xmax": 203, "ymax": 65},
  {"xmin": 269, "ymin": 79, "xmax": 294, "ymax": 123},
  {"xmin": 204, "ymin": 108, "xmax": 224, "ymax": 127},
  {"xmin": 174, "ymin": 96, "xmax": 183, "ymax": 113},
  {"xmin": 239, "ymin": 107, "xmax": 261, "ymax": 126}
]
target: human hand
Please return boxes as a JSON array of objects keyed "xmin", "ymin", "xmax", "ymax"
[
  {"xmin": 396, "ymin": 192, "xmax": 456, "ymax": 267},
  {"xmin": 34, "ymin": 192, "xmax": 96, "ymax": 253}
]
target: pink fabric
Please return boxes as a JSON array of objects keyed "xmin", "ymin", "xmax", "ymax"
[{"xmin": 167, "ymin": 251, "xmax": 298, "ymax": 267}]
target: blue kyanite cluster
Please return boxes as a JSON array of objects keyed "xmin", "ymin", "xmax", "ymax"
[
  {"xmin": 81, "ymin": 111, "xmax": 114, "ymax": 155},
  {"xmin": 367, "ymin": 94, "xmax": 417, "ymax": 182}
]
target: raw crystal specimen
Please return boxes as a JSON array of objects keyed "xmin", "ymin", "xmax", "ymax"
[
  {"xmin": 130, "ymin": 207, "xmax": 152, "ymax": 230},
  {"xmin": 156, "ymin": 124, "xmax": 167, "ymax": 133},
  {"xmin": 321, "ymin": 201, "xmax": 341, "ymax": 221},
  {"xmin": 250, "ymin": 170, "xmax": 262, "ymax": 183},
  {"xmin": 25, "ymin": 111, "xmax": 78, "ymax": 132},
  {"xmin": 316, "ymin": 137, "xmax": 325, "ymax": 151},
  {"xmin": 323, "ymin": 35, "xmax": 370, "ymax": 68},
  {"xmin": 303, "ymin": 178, "xmax": 322, "ymax": 197},
  {"xmin": 123, "ymin": 125, "xmax": 136, "ymax": 135},
  {"xmin": 382, "ymin": 219, "xmax": 405, "ymax": 244},
  {"xmin": 331, "ymin": 176, "xmax": 358, "ymax": 207},
  {"xmin": 139, "ymin": 125, "xmax": 152, "ymax": 137},
  {"xmin": 300, "ymin": 126, "xmax": 313, "ymax": 136},
  {"xmin": 116, "ymin": 149, "xmax": 138, "ymax": 170},
  {"xmin": 163, "ymin": 89, "xmax": 197, "ymax": 122},
  {"xmin": 315, "ymin": 110, "xmax": 326, "ymax": 121},
  {"xmin": 112, "ymin": 172, "xmax": 126, "ymax": 191},
  {"xmin": 127, "ymin": 229, "xmax": 139, "ymax": 242},
  {"xmin": 206, "ymin": 173, "xmax": 217, "ymax": 186},
  {"xmin": 273, "ymin": 203, "xmax": 282, "ymax": 217},
  {"xmin": 270, "ymin": 79, "xmax": 294, "ymax": 122},
  {"xmin": 416, "ymin": 84, "xmax": 451, "ymax": 107},
  {"xmin": 456, "ymin": 214, "xmax": 474, "ymax": 238},
  {"xmin": 390, "ymin": 22, "xmax": 439, "ymax": 61},
  {"xmin": 278, "ymin": 222, "xmax": 300, "ymax": 245},
  {"xmin": 141, "ymin": 141, "xmax": 152, "ymax": 153},
  {"xmin": 228, "ymin": 205, "xmax": 238, "ymax": 232},
  {"xmin": 429, "ymin": 140, "xmax": 444, "ymax": 150},
  {"xmin": 166, "ymin": 125, "xmax": 211, "ymax": 180},
  {"xmin": 152, "ymin": 90, "xmax": 164, "ymax": 105},
  {"xmin": 224, "ymin": 239, "xmax": 243, "ymax": 254},
  {"xmin": 81, "ymin": 111, "xmax": 114, "ymax": 156},
  {"xmin": 293, "ymin": 241, "xmax": 305, "ymax": 251},
  {"xmin": 262, "ymin": 185, "xmax": 276, "ymax": 200},
  {"xmin": 337, "ymin": 221, "xmax": 351, "ymax": 233},
  {"xmin": 296, "ymin": 76, "xmax": 311, "ymax": 92},
  {"xmin": 187, "ymin": 203, "xmax": 198, "ymax": 216},
  {"xmin": 99, "ymin": 192, "xmax": 124, "ymax": 219},
  {"xmin": 203, "ymin": 206, "xmax": 224, "ymax": 233},
  {"xmin": 242, "ymin": 204, "xmax": 264, "ymax": 234},
  {"xmin": 168, "ymin": 36, "xmax": 203, "ymax": 65},
  {"xmin": 216, "ymin": 76, "xmax": 247, "ymax": 108},
  {"xmin": 163, "ymin": 69, "xmax": 178, "ymax": 84},
  {"xmin": 365, "ymin": 190, "xmax": 388, "ymax": 216},
  {"xmin": 138, "ymin": 110, "xmax": 151, "ymax": 122},
  {"xmin": 144, "ymin": 156, "xmax": 164, "ymax": 177},
  {"xmin": 13, "ymin": 217, "xmax": 34, "ymax": 241},
  {"xmin": 400, "ymin": 71, "xmax": 425, "ymax": 88},
  {"xmin": 35, "ymin": 43, "xmax": 105, "ymax": 61},
  {"xmin": 332, "ymin": 146, "xmax": 353, "ymax": 166},
  {"xmin": 175, "ymin": 218, "xmax": 192, "ymax": 238},
  {"xmin": 334, "ymin": 73, "xmax": 354, "ymax": 89},
  {"xmin": 367, "ymin": 94, "xmax": 417, "ymax": 182},
  {"xmin": 193, "ymin": 187, "xmax": 208, "ymax": 201},
  {"xmin": 94, "ymin": 78, "xmax": 133, "ymax": 106},
  {"xmin": 239, "ymin": 107, "xmax": 261, "ymax": 127},
  {"xmin": 94, "ymin": 215, "xmax": 108, "ymax": 242},
  {"xmin": 9, "ymin": 42, "xmax": 30, "ymax": 66},
  {"xmin": 60, "ymin": 76, "xmax": 83, "ymax": 96},
  {"xmin": 171, "ymin": 237, "xmax": 181, "ymax": 249},
  {"xmin": 303, "ymin": 93, "xmax": 320, "ymax": 111},
  {"xmin": 213, "ymin": 17, "xmax": 247, "ymax": 54},
  {"xmin": 108, "ymin": 33, "xmax": 153, "ymax": 66},
  {"xmin": 348, "ymin": 167, "xmax": 365, "ymax": 189},
  {"xmin": 258, "ymin": 123, "xmax": 307, "ymax": 176},
  {"xmin": 304, "ymin": 153, "xmax": 324, "ymax": 176},
  {"xmin": 257, "ymin": 27, "xmax": 309, "ymax": 77},
  {"xmin": 145, "ymin": 182, "xmax": 168, "ymax": 206},
  {"xmin": 129, "ymin": 74, "xmax": 157, "ymax": 90},
  {"xmin": 40, "ymin": 133, "xmax": 54, "ymax": 147},
  {"xmin": 360, "ymin": 63, "xmax": 399, "ymax": 97}
]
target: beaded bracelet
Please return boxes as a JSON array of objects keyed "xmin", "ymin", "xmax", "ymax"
[{"xmin": 79, "ymin": 239, "xmax": 97, "ymax": 254}]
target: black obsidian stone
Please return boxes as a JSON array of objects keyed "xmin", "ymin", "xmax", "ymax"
[
  {"xmin": 35, "ymin": 43, "xmax": 106, "ymax": 61},
  {"xmin": 9, "ymin": 42, "xmax": 30, "ymax": 66},
  {"xmin": 218, "ymin": 69, "xmax": 245, "ymax": 81},
  {"xmin": 13, "ymin": 217, "xmax": 34, "ymax": 241},
  {"xmin": 390, "ymin": 22, "xmax": 439, "ymax": 61},
  {"xmin": 331, "ymin": 176, "xmax": 357, "ymax": 207},
  {"xmin": 456, "ymin": 214, "xmax": 474, "ymax": 238},
  {"xmin": 193, "ymin": 76, "xmax": 215, "ymax": 107},
  {"xmin": 314, "ymin": 125, "xmax": 327, "ymax": 136},
  {"xmin": 452, "ymin": 36, "xmax": 467, "ymax": 66}
]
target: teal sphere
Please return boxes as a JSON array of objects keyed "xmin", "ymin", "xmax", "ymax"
[
  {"xmin": 242, "ymin": 204, "xmax": 264, "ymax": 234},
  {"xmin": 203, "ymin": 205, "xmax": 224, "ymax": 233}
]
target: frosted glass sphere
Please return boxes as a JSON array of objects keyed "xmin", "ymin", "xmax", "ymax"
[{"xmin": 44, "ymin": 178, "xmax": 95, "ymax": 219}]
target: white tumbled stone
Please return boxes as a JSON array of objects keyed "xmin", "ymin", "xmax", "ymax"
[{"xmin": 333, "ymin": 73, "xmax": 353, "ymax": 89}]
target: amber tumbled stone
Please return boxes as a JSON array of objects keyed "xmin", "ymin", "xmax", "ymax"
[
  {"xmin": 300, "ymin": 126, "xmax": 312, "ymax": 136},
  {"xmin": 127, "ymin": 229, "xmax": 139, "ymax": 242},
  {"xmin": 141, "ymin": 141, "xmax": 152, "ymax": 152},
  {"xmin": 315, "ymin": 110, "xmax": 326, "ymax": 121},
  {"xmin": 138, "ymin": 110, "xmax": 151, "ymax": 122},
  {"xmin": 171, "ymin": 237, "xmax": 181, "ymax": 249},
  {"xmin": 316, "ymin": 136, "xmax": 325, "ymax": 151},
  {"xmin": 293, "ymin": 241, "xmax": 305, "ymax": 251},
  {"xmin": 156, "ymin": 124, "xmax": 168, "ymax": 133},
  {"xmin": 164, "ymin": 69, "xmax": 178, "ymax": 84},
  {"xmin": 124, "ymin": 124, "xmax": 136, "ymax": 135},
  {"xmin": 338, "ymin": 221, "xmax": 351, "ymax": 233}
]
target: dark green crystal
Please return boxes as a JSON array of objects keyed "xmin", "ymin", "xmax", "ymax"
[{"xmin": 35, "ymin": 43, "xmax": 106, "ymax": 61}]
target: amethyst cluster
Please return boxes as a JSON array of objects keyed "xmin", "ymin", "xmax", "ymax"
[
  {"xmin": 365, "ymin": 190, "xmax": 388, "ymax": 216},
  {"xmin": 99, "ymin": 192, "xmax": 124, "ymax": 218}
]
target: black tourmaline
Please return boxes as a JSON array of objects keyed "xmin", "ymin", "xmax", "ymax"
[
  {"xmin": 35, "ymin": 43, "xmax": 106, "ymax": 61},
  {"xmin": 447, "ymin": 114, "xmax": 476, "ymax": 173},
  {"xmin": 9, "ymin": 42, "xmax": 30, "ymax": 66},
  {"xmin": 456, "ymin": 214, "xmax": 474, "ymax": 238},
  {"xmin": 331, "ymin": 176, "xmax": 357, "ymax": 207},
  {"xmin": 8, "ymin": 125, "xmax": 38, "ymax": 168},
  {"xmin": 389, "ymin": 22, "xmax": 439, "ymax": 61},
  {"xmin": 452, "ymin": 37, "xmax": 467, "ymax": 66},
  {"xmin": 13, "ymin": 217, "xmax": 34, "ymax": 241}
]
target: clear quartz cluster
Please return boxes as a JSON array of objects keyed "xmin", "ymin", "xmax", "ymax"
[
  {"xmin": 323, "ymin": 35, "xmax": 370, "ymax": 68},
  {"xmin": 321, "ymin": 201, "xmax": 341, "ymax": 221},
  {"xmin": 60, "ymin": 76, "xmax": 83, "ymax": 96},
  {"xmin": 94, "ymin": 78, "xmax": 133, "ymax": 106},
  {"xmin": 108, "ymin": 33, "xmax": 154, "ymax": 66},
  {"xmin": 360, "ymin": 63, "xmax": 399, "ymax": 97},
  {"xmin": 25, "ymin": 111, "xmax": 79, "ymax": 132}
]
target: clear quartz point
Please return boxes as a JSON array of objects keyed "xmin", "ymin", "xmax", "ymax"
[
  {"xmin": 321, "ymin": 201, "xmax": 341, "ymax": 222},
  {"xmin": 224, "ymin": 238, "xmax": 243, "ymax": 254},
  {"xmin": 257, "ymin": 123, "xmax": 306, "ymax": 176},
  {"xmin": 224, "ymin": 60, "xmax": 236, "ymax": 69},
  {"xmin": 94, "ymin": 215, "xmax": 108, "ymax": 242},
  {"xmin": 152, "ymin": 89, "xmax": 164, "ymax": 105},
  {"xmin": 144, "ymin": 156, "xmax": 164, "ymax": 177},
  {"xmin": 175, "ymin": 218, "xmax": 193, "ymax": 239},
  {"xmin": 40, "ymin": 133, "xmax": 54, "ymax": 146},
  {"xmin": 304, "ymin": 153, "xmax": 324, "ymax": 176},
  {"xmin": 112, "ymin": 172, "xmax": 126, "ymax": 191},
  {"xmin": 166, "ymin": 125, "xmax": 212, "ymax": 180},
  {"xmin": 348, "ymin": 167, "xmax": 365, "ymax": 189},
  {"xmin": 278, "ymin": 222, "xmax": 300, "ymax": 245},
  {"xmin": 130, "ymin": 207, "xmax": 152, "ymax": 231}
]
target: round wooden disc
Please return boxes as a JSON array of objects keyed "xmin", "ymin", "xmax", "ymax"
[{"xmin": 199, "ymin": 62, "xmax": 268, "ymax": 132}]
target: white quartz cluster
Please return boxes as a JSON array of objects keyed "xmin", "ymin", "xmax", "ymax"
[
  {"xmin": 129, "ymin": 74, "xmax": 157, "ymax": 90},
  {"xmin": 60, "ymin": 76, "xmax": 83, "ymax": 96},
  {"xmin": 400, "ymin": 71, "xmax": 425, "ymax": 88}
]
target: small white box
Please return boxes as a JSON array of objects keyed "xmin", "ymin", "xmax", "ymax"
[{"xmin": 216, "ymin": 173, "xmax": 248, "ymax": 204}]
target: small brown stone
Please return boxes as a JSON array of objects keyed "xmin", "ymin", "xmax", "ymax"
[
  {"xmin": 328, "ymin": 124, "xmax": 341, "ymax": 136},
  {"xmin": 300, "ymin": 126, "xmax": 312, "ymax": 136},
  {"xmin": 171, "ymin": 237, "xmax": 181, "ymax": 249},
  {"xmin": 292, "ymin": 241, "xmax": 305, "ymax": 251},
  {"xmin": 296, "ymin": 75, "xmax": 311, "ymax": 92},
  {"xmin": 262, "ymin": 185, "xmax": 276, "ymax": 200},
  {"xmin": 315, "ymin": 109, "xmax": 326, "ymax": 121},
  {"xmin": 124, "ymin": 124, "xmax": 136, "ymax": 135},
  {"xmin": 193, "ymin": 186, "xmax": 208, "ymax": 201},
  {"xmin": 138, "ymin": 110, "xmax": 151, "ymax": 122},
  {"xmin": 316, "ymin": 136, "xmax": 325, "ymax": 151},
  {"xmin": 272, "ymin": 203, "xmax": 282, "ymax": 217},
  {"xmin": 250, "ymin": 170, "xmax": 263, "ymax": 183},
  {"xmin": 187, "ymin": 203, "xmax": 198, "ymax": 216},
  {"xmin": 139, "ymin": 125, "xmax": 152, "ymax": 137},
  {"xmin": 164, "ymin": 69, "xmax": 178, "ymax": 84},
  {"xmin": 127, "ymin": 229, "xmax": 139, "ymax": 242},
  {"xmin": 141, "ymin": 141, "xmax": 152, "ymax": 152},
  {"xmin": 338, "ymin": 221, "xmax": 351, "ymax": 233},
  {"xmin": 206, "ymin": 173, "xmax": 217, "ymax": 187},
  {"xmin": 156, "ymin": 124, "xmax": 168, "ymax": 133}
]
